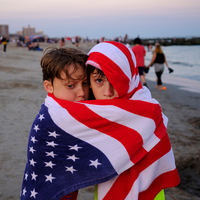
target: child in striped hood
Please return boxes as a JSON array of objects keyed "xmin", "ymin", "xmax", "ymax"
[{"xmin": 86, "ymin": 41, "xmax": 180, "ymax": 200}]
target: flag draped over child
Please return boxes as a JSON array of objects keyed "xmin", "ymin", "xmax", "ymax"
[{"xmin": 20, "ymin": 41, "xmax": 180, "ymax": 200}]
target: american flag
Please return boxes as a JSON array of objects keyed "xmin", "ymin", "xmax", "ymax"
[
  {"xmin": 20, "ymin": 92, "xmax": 179, "ymax": 200},
  {"xmin": 20, "ymin": 41, "xmax": 180, "ymax": 200}
]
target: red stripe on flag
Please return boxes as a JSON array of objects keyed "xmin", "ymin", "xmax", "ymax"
[{"xmin": 131, "ymin": 146, "xmax": 147, "ymax": 164}]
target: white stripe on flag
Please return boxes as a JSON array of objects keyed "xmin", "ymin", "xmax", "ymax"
[
  {"xmin": 128, "ymin": 73, "xmax": 140, "ymax": 93},
  {"xmin": 98, "ymin": 176, "xmax": 118, "ymax": 200},
  {"xmin": 162, "ymin": 113, "xmax": 168, "ymax": 128},
  {"xmin": 127, "ymin": 45, "xmax": 137, "ymax": 69}
]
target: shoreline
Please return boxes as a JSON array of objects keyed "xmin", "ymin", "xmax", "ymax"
[
  {"xmin": 145, "ymin": 72, "xmax": 200, "ymax": 94},
  {"xmin": 0, "ymin": 43, "xmax": 200, "ymax": 199}
]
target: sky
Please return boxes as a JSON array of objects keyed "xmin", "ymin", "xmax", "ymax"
[{"xmin": 1, "ymin": 0, "xmax": 200, "ymax": 39}]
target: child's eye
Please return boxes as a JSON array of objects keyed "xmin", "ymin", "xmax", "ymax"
[
  {"xmin": 83, "ymin": 81, "xmax": 89, "ymax": 86},
  {"xmin": 67, "ymin": 84, "xmax": 75, "ymax": 89},
  {"xmin": 95, "ymin": 79, "xmax": 103, "ymax": 84}
]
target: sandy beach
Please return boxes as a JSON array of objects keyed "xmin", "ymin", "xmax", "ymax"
[{"xmin": 0, "ymin": 42, "xmax": 200, "ymax": 200}]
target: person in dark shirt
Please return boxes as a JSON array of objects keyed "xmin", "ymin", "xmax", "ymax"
[
  {"xmin": 146, "ymin": 43, "xmax": 170, "ymax": 90},
  {"xmin": 2, "ymin": 36, "xmax": 8, "ymax": 56}
]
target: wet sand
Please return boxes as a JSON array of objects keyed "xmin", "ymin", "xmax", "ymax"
[{"xmin": 0, "ymin": 42, "xmax": 200, "ymax": 200}]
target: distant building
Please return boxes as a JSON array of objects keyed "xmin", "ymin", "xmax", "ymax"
[
  {"xmin": 35, "ymin": 30, "xmax": 44, "ymax": 35},
  {"xmin": 23, "ymin": 25, "xmax": 35, "ymax": 37},
  {"xmin": 0, "ymin": 25, "xmax": 9, "ymax": 36},
  {"xmin": 15, "ymin": 30, "xmax": 23, "ymax": 36}
]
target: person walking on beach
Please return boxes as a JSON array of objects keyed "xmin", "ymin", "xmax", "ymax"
[
  {"xmin": 1, "ymin": 36, "xmax": 8, "ymax": 56},
  {"xmin": 131, "ymin": 37, "xmax": 148, "ymax": 87},
  {"xmin": 146, "ymin": 43, "xmax": 170, "ymax": 90}
]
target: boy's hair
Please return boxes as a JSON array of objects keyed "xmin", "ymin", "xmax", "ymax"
[
  {"xmin": 41, "ymin": 47, "xmax": 88, "ymax": 84},
  {"xmin": 87, "ymin": 64, "xmax": 106, "ymax": 78},
  {"xmin": 87, "ymin": 64, "xmax": 106, "ymax": 100}
]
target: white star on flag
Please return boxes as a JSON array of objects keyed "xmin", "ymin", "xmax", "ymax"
[
  {"xmin": 45, "ymin": 151, "xmax": 57, "ymax": 158},
  {"xmin": 48, "ymin": 131, "xmax": 60, "ymax": 138},
  {"xmin": 31, "ymin": 136, "xmax": 38, "ymax": 143},
  {"xmin": 24, "ymin": 173, "xmax": 28, "ymax": 180},
  {"xmin": 38, "ymin": 114, "xmax": 45, "ymax": 121},
  {"xmin": 29, "ymin": 146, "xmax": 36, "ymax": 154},
  {"xmin": 44, "ymin": 161, "xmax": 56, "ymax": 168},
  {"xmin": 30, "ymin": 188, "xmax": 38, "ymax": 198},
  {"xmin": 31, "ymin": 171, "xmax": 38, "ymax": 181},
  {"xmin": 89, "ymin": 159, "xmax": 102, "ymax": 168},
  {"xmin": 45, "ymin": 173, "xmax": 56, "ymax": 183},
  {"xmin": 33, "ymin": 125, "xmax": 40, "ymax": 132},
  {"xmin": 29, "ymin": 158, "xmax": 37, "ymax": 166},
  {"xmin": 46, "ymin": 141, "xmax": 58, "ymax": 148},
  {"xmin": 65, "ymin": 166, "xmax": 77, "ymax": 174},
  {"xmin": 22, "ymin": 187, "xmax": 27, "ymax": 196},
  {"xmin": 67, "ymin": 155, "xmax": 79, "ymax": 162},
  {"xmin": 68, "ymin": 144, "xmax": 82, "ymax": 151}
]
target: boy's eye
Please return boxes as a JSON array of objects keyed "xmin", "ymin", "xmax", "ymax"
[
  {"xmin": 83, "ymin": 81, "xmax": 89, "ymax": 86},
  {"xmin": 95, "ymin": 79, "xmax": 103, "ymax": 84},
  {"xmin": 67, "ymin": 84, "xmax": 75, "ymax": 89}
]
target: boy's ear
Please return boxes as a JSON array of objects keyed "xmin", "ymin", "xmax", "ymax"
[{"xmin": 44, "ymin": 80, "xmax": 53, "ymax": 93}]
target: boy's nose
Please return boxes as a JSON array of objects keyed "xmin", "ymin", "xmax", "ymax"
[
  {"xmin": 77, "ymin": 86, "xmax": 85, "ymax": 97},
  {"xmin": 104, "ymin": 82, "xmax": 115, "ymax": 97}
]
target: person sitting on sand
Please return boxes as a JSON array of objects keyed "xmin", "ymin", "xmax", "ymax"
[
  {"xmin": 59, "ymin": 38, "xmax": 65, "ymax": 48},
  {"xmin": 35, "ymin": 42, "xmax": 43, "ymax": 51},
  {"xmin": 28, "ymin": 42, "xmax": 43, "ymax": 51},
  {"xmin": 146, "ymin": 43, "xmax": 170, "ymax": 90}
]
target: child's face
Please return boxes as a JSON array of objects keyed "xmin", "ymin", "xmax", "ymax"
[
  {"xmin": 90, "ymin": 69, "xmax": 118, "ymax": 100},
  {"xmin": 45, "ymin": 64, "xmax": 89, "ymax": 102}
]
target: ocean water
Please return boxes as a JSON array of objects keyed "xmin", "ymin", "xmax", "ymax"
[{"xmin": 144, "ymin": 45, "xmax": 200, "ymax": 82}]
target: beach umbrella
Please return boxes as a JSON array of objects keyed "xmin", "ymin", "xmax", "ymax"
[
  {"xmin": 29, "ymin": 35, "xmax": 45, "ymax": 42},
  {"xmin": 29, "ymin": 34, "xmax": 44, "ymax": 40}
]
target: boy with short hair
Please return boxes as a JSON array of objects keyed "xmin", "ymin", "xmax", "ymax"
[
  {"xmin": 20, "ymin": 47, "xmax": 89, "ymax": 200},
  {"xmin": 41, "ymin": 47, "xmax": 89, "ymax": 102}
]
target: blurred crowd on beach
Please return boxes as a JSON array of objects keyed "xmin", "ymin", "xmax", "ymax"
[{"xmin": 1, "ymin": 33, "xmax": 200, "ymax": 54}]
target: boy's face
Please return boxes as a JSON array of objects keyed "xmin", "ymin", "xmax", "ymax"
[
  {"xmin": 45, "ymin": 64, "xmax": 89, "ymax": 102},
  {"xmin": 90, "ymin": 68, "xmax": 118, "ymax": 100}
]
